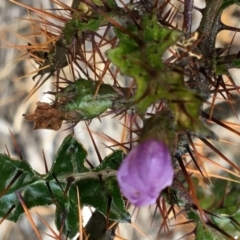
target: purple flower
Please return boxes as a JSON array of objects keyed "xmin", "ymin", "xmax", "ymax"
[{"xmin": 117, "ymin": 139, "xmax": 174, "ymax": 207}]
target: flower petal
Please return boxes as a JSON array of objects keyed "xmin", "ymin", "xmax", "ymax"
[{"xmin": 117, "ymin": 139, "xmax": 174, "ymax": 207}]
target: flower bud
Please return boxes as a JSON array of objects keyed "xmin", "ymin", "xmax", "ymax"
[{"xmin": 117, "ymin": 139, "xmax": 174, "ymax": 207}]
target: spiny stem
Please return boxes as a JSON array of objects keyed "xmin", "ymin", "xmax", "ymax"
[
  {"xmin": 197, "ymin": 0, "xmax": 223, "ymax": 57},
  {"xmin": 56, "ymin": 169, "xmax": 117, "ymax": 183}
]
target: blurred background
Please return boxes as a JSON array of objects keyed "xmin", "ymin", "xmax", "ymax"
[{"xmin": 1, "ymin": 0, "xmax": 240, "ymax": 239}]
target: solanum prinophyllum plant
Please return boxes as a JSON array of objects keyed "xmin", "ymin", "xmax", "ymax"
[{"xmin": 1, "ymin": 0, "xmax": 240, "ymax": 239}]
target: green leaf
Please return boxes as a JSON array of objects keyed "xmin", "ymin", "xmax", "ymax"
[
  {"xmin": 55, "ymin": 149, "xmax": 130, "ymax": 238},
  {"xmin": 45, "ymin": 134, "xmax": 89, "ymax": 181},
  {"xmin": 0, "ymin": 192, "xmax": 23, "ymax": 222},
  {"xmin": 54, "ymin": 141, "xmax": 130, "ymax": 238},
  {"xmin": 193, "ymin": 177, "xmax": 240, "ymax": 238},
  {"xmin": 107, "ymin": 14, "xmax": 213, "ymax": 137},
  {"xmin": 0, "ymin": 167, "xmax": 65, "ymax": 222},
  {"xmin": 70, "ymin": 149, "xmax": 130, "ymax": 224},
  {"xmin": 74, "ymin": 177, "xmax": 130, "ymax": 222},
  {"xmin": 216, "ymin": 64, "xmax": 229, "ymax": 75},
  {"xmin": 187, "ymin": 209, "xmax": 201, "ymax": 222},
  {"xmin": 233, "ymin": 59, "xmax": 240, "ymax": 68},
  {"xmin": 0, "ymin": 135, "xmax": 129, "ymax": 238},
  {"xmin": 0, "ymin": 154, "xmax": 40, "ymax": 195},
  {"xmin": 195, "ymin": 222, "xmax": 222, "ymax": 240},
  {"xmin": 56, "ymin": 79, "xmax": 120, "ymax": 121},
  {"xmin": 94, "ymin": 150, "xmax": 124, "ymax": 171},
  {"xmin": 63, "ymin": 16, "xmax": 104, "ymax": 44},
  {"xmin": 107, "ymin": 14, "xmax": 182, "ymax": 114},
  {"xmin": 208, "ymin": 208, "xmax": 240, "ymax": 238}
]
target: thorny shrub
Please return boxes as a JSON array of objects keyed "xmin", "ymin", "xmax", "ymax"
[{"xmin": 1, "ymin": 0, "xmax": 240, "ymax": 239}]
